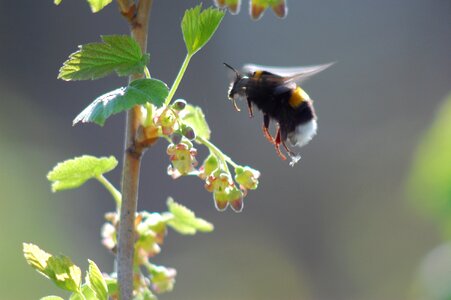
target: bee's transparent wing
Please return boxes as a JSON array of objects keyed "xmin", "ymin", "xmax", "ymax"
[{"xmin": 242, "ymin": 62, "xmax": 334, "ymax": 84}]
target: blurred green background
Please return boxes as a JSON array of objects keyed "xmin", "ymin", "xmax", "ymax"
[{"xmin": 1, "ymin": 0, "xmax": 450, "ymax": 299}]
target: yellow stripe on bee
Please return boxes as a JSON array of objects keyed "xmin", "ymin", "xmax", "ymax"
[
  {"xmin": 253, "ymin": 70, "xmax": 263, "ymax": 78},
  {"xmin": 289, "ymin": 86, "xmax": 310, "ymax": 108}
]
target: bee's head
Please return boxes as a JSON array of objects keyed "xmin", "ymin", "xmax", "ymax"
[{"xmin": 224, "ymin": 63, "xmax": 248, "ymax": 109}]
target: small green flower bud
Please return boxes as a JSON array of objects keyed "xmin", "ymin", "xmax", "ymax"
[{"xmin": 199, "ymin": 155, "xmax": 219, "ymax": 179}]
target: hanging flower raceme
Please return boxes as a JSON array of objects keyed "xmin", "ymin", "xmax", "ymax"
[
  {"xmin": 135, "ymin": 212, "xmax": 172, "ymax": 264},
  {"xmin": 97, "ymin": 198, "xmax": 213, "ymax": 298},
  {"xmin": 205, "ymin": 171, "xmax": 245, "ymax": 212},
  {"xmin": 158, "ymin": 99, "xmax": 261, "ymax": 213},
  {"xmin": 213, "ymin": 0, "xmax": 288, "ymax": 20},
  {"xmin": 101, "ymin": 211, "xmax": 172, "ymax": 264},
  {"xmin": 101, "ymin": 212, "xmax": 119, "ymax": 253}
]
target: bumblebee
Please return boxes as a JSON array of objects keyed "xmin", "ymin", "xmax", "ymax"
[{"xmin": 224, "ymin": 62, "xmax": 333, "ymax": 165}]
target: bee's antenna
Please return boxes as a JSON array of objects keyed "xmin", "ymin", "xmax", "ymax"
[{"xmin": 223, "ymin": 63, "xmax": 240, "ymax": 77}]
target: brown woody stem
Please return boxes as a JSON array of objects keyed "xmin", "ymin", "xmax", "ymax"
[{"xmin": 116, "ymin": 0, "xmax": 153, "ymax": 299}]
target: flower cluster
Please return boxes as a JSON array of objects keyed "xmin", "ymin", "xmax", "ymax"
[
  {"xmin": 203, "ymin": 162, "xmax": 260, "ymax": 212},
  {"xmin": 146, "ymin": 264, "xmax": 177, "ymax": 294},
  {"xmin": 164, "ymin": 137, "xmax": 260, "ymax": 212},
  {"xmin": 153, "ymin": 99, "xmax": 189, "ymax": 137},
  {"xmin": 135, "ymin": 212, "xmax": 171, "ymax": 264},
  {"xmin": 100, "ymin": 197, "xmax": 213, "ymax": 298},
  {"xmin": 150, "ymin": 100, "xmax": 199, "ymax": 180},
  {"xmin": 213, "ymin": 0, "xmax": 288, "ymax": 20},
  {"xmin": 102, "ymin": 211, "xmax": 171, "ymax": 262},
  {"xmin": 146, "ymin": 99, "xmax": 261, "ymax": 212},
  {"xmin": 101, "ymin": 211, "xmax": 175, "ymax": 297},
  {"xmin": 205, "ymin": 171, "xmax": 244, "ymax": 212},
  {"xmin": 101, "ymin": 212, "xmax": 119, "ymax": 253}
]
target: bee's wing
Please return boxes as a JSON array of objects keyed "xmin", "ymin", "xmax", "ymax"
[{"xmin": 243, "ymin": 62, "xmax": 334, "ymax": 84}]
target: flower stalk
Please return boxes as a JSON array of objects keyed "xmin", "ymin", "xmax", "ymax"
[
  {"xmin": 96, "ymin": 174, "xmax": 122, "ymax": 208},
  {"xmin": 165, "ymin": 54, "xmax": 192, "ymax": 106}
]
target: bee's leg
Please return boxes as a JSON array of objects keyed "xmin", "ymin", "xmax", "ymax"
[
  {"xmin": 262, "ymin": 114, "xmax": 274, "ymax": 144},
  {"xmin": 280, "ymin": 129, "xmax": 301, "ymax": 165},
  {"xmin": 247, "ymin": 99, "xmax": 254, "ymax": 118},
  {"xmin": 282, "ymin": 140, "xmax": 295, "ymax": 156},
  {"xmin": 278, "ymin": 128, "xmax": 293, "ymax": 155},
  {"xmin": 232, "ymin": 98, "xmax": 241, "ymax": 112},
  {"xmin": 274, "ymin": 127, "xmax": 287, "ymax": 160}
]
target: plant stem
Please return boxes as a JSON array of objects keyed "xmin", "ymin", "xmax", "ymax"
[
  {"xmin": 165, "ymin": 53, "xmax": 192, "ymax": 106},
  {"xmin": 96, "ymin": 175, "xmax": 122, "ymax": 208},
  {"xmin": 144, "ymin": 67, "xmax": 153, "ymax": 127},
  {"xmin": 144, "ymin": 103, "xmax": 153, "ymax": 127},
  {"xmin": 144, "ymin": 66, "xmax": 151, "ymax": 79},
  {"xmin": 197, "ymin": 136, "xmax": 239, "ymax": 169},
  {"xmin": 117, "ymin": 1, "xmax": 153, "ymax": 299}
]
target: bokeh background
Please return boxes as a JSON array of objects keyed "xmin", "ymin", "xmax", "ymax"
[{"xmin": 1, "ymin": 0, "xmax": 450, "ymax": 299}]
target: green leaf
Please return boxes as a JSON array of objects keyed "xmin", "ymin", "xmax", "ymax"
[
  {"xmin": 47, "ymin": 155, "xmax": 118, "ymax": 192},
  {"xmin": 23, "ymin": 243, "xmax": 51, "ymax": 275},
  {"xmin": 69, "ymin": 292, "xmax": 85, "ymax": 300},
  {"xmin": 86, "ymin": 260, "xmax": 108, "ymax": 300},
  {"xmin": 53, "ymin": 0, "xmax": 112, "ymax": 12},
  {"xmin": 41, "ymin": 297, "xmax": 65, "ymax": 300},
  {"xmin": 407, "ymin": 93, "xmax": 451, "ymax": 235},
  {"xmin": 46, "ymin": 255, "xmax": 82, "ymax": 292},
  {"xmin": 166, "ymin": 198, "xmax": 214, "ymax": 235},
  {"xmin": 105, "ymin": 278, "xmax": 118, "ymax": 296},
  {"xmin": 181, "ymin": 104, "xmax": 211, "ymax": 140},
  {"xmin": 58, "ymin": 35, "xmax": 149, "ymax": 81},
  {"xmin": 23, "ymin": 243, "xmax": 82, "ymax": 293},
  {"xmin": 73, "ymin": 79, "xmax": 168, "ymax": 126},
  {"xmin": 87, "ymin": 0, "xmax": 112, "ymax": 12},
  {"xmin": 181, "ymin": 5, "xmax": 225, "ymax": 55},
  {"xmin": 70, "ymin": 285, "xmax": 97, "ymax": 300}
]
